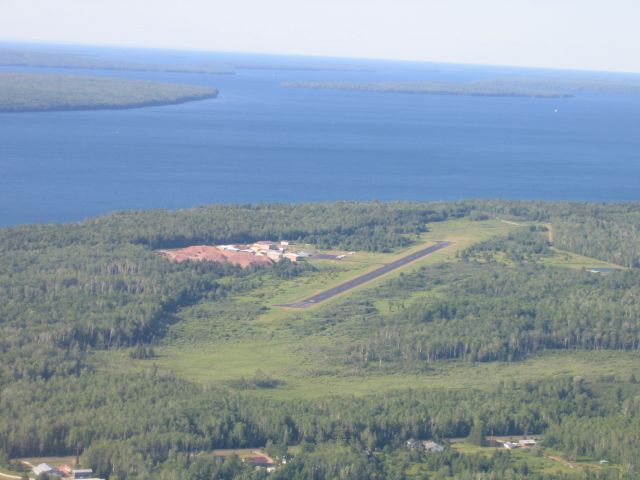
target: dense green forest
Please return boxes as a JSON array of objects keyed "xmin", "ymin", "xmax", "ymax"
[
  {"xmin": 1, "ymin": 201, "xmax": 640, "ymax": 479},
  {"xmin": 0, "ymin": 73, "xmax": 218, "ymax": 112}
]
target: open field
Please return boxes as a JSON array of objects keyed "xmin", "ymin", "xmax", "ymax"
[
  {"xmin": 131, "ymin": 346, "xmax": 640, "ymax": 400},
  {"xmin": 541, "ymin": 247, "xmax": 626, "ymax": 270},
  {"xmin": 105, "ymin": 216, "xmax": 640, "ymax": 400},
  {"xmin": 449, "ymin": 441, "xmax": 608, "ymax": 476},
  {"xmin": 0, "ymin": 469, "xmax": 25, "ymax": 480}
]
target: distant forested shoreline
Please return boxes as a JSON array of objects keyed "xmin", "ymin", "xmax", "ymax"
[
  {"xmin": 283, "ymin": 81, "xmax": 573, "ymax": 98},
  {"xmin": 0, "ymin": 72, "xmax": 218, "ymax": 112},
  {"xmin": 284, "ymin": 77, "xmax": 640, "ymax": 98},
  {"xmin": 0, "ymin": 48, "xmax": 235, "ymax": 75}
]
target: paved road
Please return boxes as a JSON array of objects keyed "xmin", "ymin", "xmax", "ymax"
[{"xmin": 280, "ymin": 241, "xmax": 453, "ymax": 308}]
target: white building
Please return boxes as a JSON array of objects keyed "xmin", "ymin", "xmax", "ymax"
[
  {"xmin": 267, "ymin": 250, "xmax": 283, "ymax": 261},
  {"xmin": 284, "ymin": 252, "xmax": 300, "ymax": 262},
  {"xmin": 518, "ymin": 439, "xmax": 536, "ymax": 447},
  {"xmin": 422, "ymin": 441, "xmax": 444, "ymax": 452},
  {"xmin": 33, "ymin": 464, "xmax": 62, "ymax": 477}
]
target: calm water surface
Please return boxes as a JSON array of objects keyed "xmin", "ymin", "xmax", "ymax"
[{"xmin": 1, "ymin": 47, "xmax": 640, "ymax": 226}]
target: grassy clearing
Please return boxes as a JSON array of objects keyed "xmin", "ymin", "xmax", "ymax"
[
  {"xmin": 109, "ymin": 217, "xmax": 640, "ymax": 401},
  {"xmin": 541, "ymin": 247, "xmax": 626, "ymax": 270},
  {"xmin": 15, "ymin": 456, "xmax": 76, "ymax": 468},
  {"xmin": 153, "ymin": 340, "xmax": 300, "ymax": 384},
  {"xmin": 148, "ymin": 342, "xmax": 640, "ymax": 400},
  {"xmin": 203, "ymin": 448, "xmax": 266, "ymax": 459},
  {"xmin": 0, "ymin": 469, "xmax": 26, "ymax": 480},
  {"xmin": 450, "ymin": 441, "xmax": 609, "ymax": 476}
]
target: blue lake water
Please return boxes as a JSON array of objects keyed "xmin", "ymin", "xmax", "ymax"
[{"xmin": 1, "ymin": 46, "xmax": 640, "ymax": 226}]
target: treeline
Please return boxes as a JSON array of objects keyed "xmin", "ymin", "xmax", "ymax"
[
  {"xmin": 552, "ymin": 207, "xmax": 640, "ymax": 268},
  {"xmin": 468, "ymin": 200, "xmax": 640, "ymax": 267},
  {"xmin": 330, "ymin": 263, "xmax": 640, "ymax": 365},
  {"xmin": 4, "ymin": 200, "xmax": 638, "ymax": 261},
  {"xmin": 282, "ymin": 81, "xmax": 572, "ymax": 98},
  {"xmin": 460, "ymin": 226, "xmax": 551, "ymax": 263},
  {"xmin": 0, "ymin": 202, "xmax": 468, "ymax": 252},
  {"xmin": 545, "ymin": 414, "xmax": 640, "ymax": 475},
  {"xmin": 0, "ymin": 370, "xmax": 625, "ymax": 478}
]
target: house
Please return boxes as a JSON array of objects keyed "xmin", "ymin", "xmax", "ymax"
[
  {"xmin": 518, "ymin": 439, "xmax": 536, "ymax": 447},
  {"xmin": 587, "ymin": 268, "xmax": 615, "ymax": 274},
  {"xmin": 503, "ymin": 442, "xmax": 519, "ymax": 449},
  {"xmin": 32, "ymin": 464, "xmax": 63, "ymax": 477},
  {"xmin": 72, "ymin": 468, "xmax": 95, "ymax": 479},
  {"xmin": 252, "ymin": 241, "xmax": 278, "ymax": 251},
  {"xmin": 406, "ymin": 438, "xmax": 420, "ymax": 449},
  {"xmin": 58, "ymin": 465, "xmax": 74, "ymax": 476},
  {"xmin": 249, "ymin": 456, "xmax": 274, "ymax": 469},
  {"xmin": 422, "ymin": 441, "xmax": 444, "ymax": 453},
  {"xmin": 280, "ymin": 240, "xmax": 294, "ymax": 246},
  {"xmin": 267, "ymin": 250, "xmax": 283, "ymax": 261},
  {"xmin": 283, "ymin": 252, "xmax": 300, "ymax": 262}
]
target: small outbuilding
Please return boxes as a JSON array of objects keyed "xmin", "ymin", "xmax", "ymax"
[
  {"xmin": 253, "ymin": 241, "xmax": 278, "ymax": 251},
  {"xmin": 267, "ymin": 250, "xmax": 283, "ymax": 261},
  {"xmin": 518, "ymin": 439, "xmax": 537, "ymax": 447},
  {"xmin": 33, "ymin": 464, "xmax": 63, "ymax": 478},
  {"xmin": 422, "ymin": 441, "xmax": 444, "ymax": 453},
  {"xmin": 406, "ymin": 438, "xmax": 420, "ymax": 449}
]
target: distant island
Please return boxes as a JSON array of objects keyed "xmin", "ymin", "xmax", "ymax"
[
  {"xmin": 0, "ymin": 48, "xmax": 235, "ymax": 75},
  {"xmin": 283, "ymin": 77, "xmax": 640, "ymax": 98},
  {"xmin": 0, "ymin": 72, "xmax": 218, "ymax": 112},
  {"xmin": 0, "ymin": 47, "xmax": 371, "ymax": 75}
]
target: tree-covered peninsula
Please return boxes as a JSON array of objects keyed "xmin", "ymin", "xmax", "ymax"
[{"xmin": 0, "ymin": 72, "xmax": 218, "ymax": 112}]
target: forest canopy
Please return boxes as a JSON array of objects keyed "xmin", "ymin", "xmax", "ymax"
[{"xmin": 1, "ymin": 200, "xmax": 640, "ymax": 479}]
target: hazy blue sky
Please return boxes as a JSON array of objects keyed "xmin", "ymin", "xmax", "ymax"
[{"xmin": 2, "ymin": 0, "xmax": 639, "ymax": 72}]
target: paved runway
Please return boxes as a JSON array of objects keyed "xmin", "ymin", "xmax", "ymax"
[{"xmin": 280, "ymin": 240, "xmax": 453, "ymax": 308}]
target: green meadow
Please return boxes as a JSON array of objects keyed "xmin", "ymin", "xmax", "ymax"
[{"xmin": 106, "ymin": 217, "xmax": 639, "ymax": 402}]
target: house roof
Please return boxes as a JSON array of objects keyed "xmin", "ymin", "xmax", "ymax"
[
  {"xmin": 249, "ymin": 456, "xmax": 273, "ymax": 466},
  {"xmin": 33, "ymin": 464, "xmax": 60, "ymax": 475}
]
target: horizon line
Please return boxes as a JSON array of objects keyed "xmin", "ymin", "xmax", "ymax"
[{"xmin": 2, "ymin": 38, "xmax": 640, "ymax": 77}]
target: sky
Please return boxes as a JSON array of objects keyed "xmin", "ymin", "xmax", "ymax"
[{"xmin": 1, "ymin": 0, "xmax": 640, "ymax": 73}]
